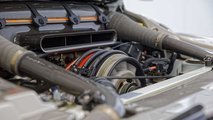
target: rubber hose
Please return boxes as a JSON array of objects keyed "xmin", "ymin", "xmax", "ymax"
[
  {"xmin": 107, "ymin": 12, "xmax": 164, "ymax": 49},
  {"xmin": 123, "ymin": 10, "xmax": 148, "ymax": 27},
  {"xmin": 74, "ymin": 49, "xmax": 101, "ymax": 66},
  {"xmin": 0, "ymin": 35, "xmax": 35, "ymax": 74},
  {"xmin": 19, "ymin": 55, "xmax": 125, "ymax": 117},
  {"xmin": 0, "ymin": 35, "xmax": 125, "ymax": 117},
  {"xmin": 83, "ymin": 50, "xmax": 108, "ymax": 68},
  {"xmin": 162, "ymin": 36, "xmax": 209, "ymax": 60},
  {"xmin": 107, "ymin": 12, "xmax": 212, "ymax": 61}
]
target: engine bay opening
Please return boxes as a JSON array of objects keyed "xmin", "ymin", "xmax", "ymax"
[{"xmin": 0, "ymin": 1, "xmax": 211, "ymax": 120}]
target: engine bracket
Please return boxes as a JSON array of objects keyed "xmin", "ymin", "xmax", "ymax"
[
  {"xmin": 26, "ymin": 3, "xmax": 47, "ymax": 27},
  {"xmin": 204, "ymin": 56, "xmax": 213, "ymax": 66},
  {"xmin": 90, "ymin": 4, "xmax": 108, "ymax": 25},
  {"xmin": 0, "ymin": 18, "xmax": 6, "ymax": 29},
  {"xmin": 62, "ymin": 3, "xmax": 80, "ymax": 25}
]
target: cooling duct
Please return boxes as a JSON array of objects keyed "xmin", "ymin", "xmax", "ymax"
[{"xmin": 17, "ymin": 30, "xmax": 117, "ymax": 53}]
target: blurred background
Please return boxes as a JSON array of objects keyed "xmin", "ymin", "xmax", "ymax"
[{"xmin": 123, "ymin": 0, "xmax": 213, "ymax": 37}]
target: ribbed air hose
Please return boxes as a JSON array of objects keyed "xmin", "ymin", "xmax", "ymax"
[
  {"xmin": 107, "ymin": 12, "xmax": 163, "ymax": 49},
  {"xmin": 107, "ymin": 12, "xmax": 212, "ymax": 62},
  {"xmin": 162, "ymin": 36, "xmax": 209, "ymax": 60}
]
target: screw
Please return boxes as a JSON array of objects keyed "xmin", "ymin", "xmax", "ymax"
[
  {"xmin": 73, "ymin": 17, "xmax": 79, "ymax": 24},
  {"xmin": 38, "ymin": 18, "xmax": 45, "ymax": 25},
  {"xmin": 102, "ymin": 17, "xmax": 106, "ymax": 22},
  {"xmin": 0, "ymin": 22, "xmax": 2, "ymax": 28}
]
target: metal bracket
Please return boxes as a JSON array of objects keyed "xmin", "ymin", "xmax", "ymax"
[
  {"xmin": 62, "ymin": 3, "xmax": 80, "ymax": 25},
  {"xmin": 79, "ymin": 67, "xmax": 90, "ymax": 76},
  {"xmin": 0, "ymin": 18, "xmax": 6, "ymax": 29},
  {"xmin": 204, "ymin": 56, "xmax": 213, "ymax": 66},
  {"xmin": 26, "ymin": 3, "xmax": 47, "ymax": 27},
  {"xmin": 77, "ymin": 90, "xmax": 105, "ymax": 111},
  {"xmin": 90, "ymin": 4, "xmax": 108, "ymax": 24}
]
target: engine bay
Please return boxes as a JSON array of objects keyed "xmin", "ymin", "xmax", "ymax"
[{"xmin": 0, "ymin": 1, "xmax": 212, "ymax": 120}]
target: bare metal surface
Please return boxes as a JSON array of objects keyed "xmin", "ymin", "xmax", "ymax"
[
  {"xmin": 122, "ymin": 67, "xmax": 213, "ymax": 120},
  {"xmin": 121, "ymin": 67, "xmax": 212, "ymax": 104}
]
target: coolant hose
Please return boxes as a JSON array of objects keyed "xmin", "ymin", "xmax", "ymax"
[
  {"xmin": 0, "ymin": 35, "xmax": 125, "ymax": 117},
  {"xmin": 107, "ymin": 12, "xmax": 212, "ymax": 61}
]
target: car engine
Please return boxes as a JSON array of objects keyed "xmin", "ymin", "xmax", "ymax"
[{"xmin": 0, "ymin": 0, "xmax": 213, "ymax": 120}]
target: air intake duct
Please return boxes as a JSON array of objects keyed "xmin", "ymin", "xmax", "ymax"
[
  {"xmin": 17, "ymin": 30, "xmax": 117, "ymax": 53},
  {"xmin": 107, "ymin": 12, "xmax": 213, "ymax": 62}
]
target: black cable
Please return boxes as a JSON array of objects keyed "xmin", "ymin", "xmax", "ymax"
[
  {"xmin": 75, "ymin": 0, "xmax": 118, "ymax": 4},
  {"xmin": 167, "ymin": 52, "xmax": 177, "ymax": 74},
  {"xmin": 89, "ymin": 50, "xmax": 126, "ymax": 76},
  {"xmin": 74, "ymin": 49, "xmax": 101, "ymax": 66},
  {"xmin": 96, "ymin": 75, "xmax": 174, "ymax": 80},
  {"xmin": 144, "ymin": 58, "xmax": 170, "ymax": 68},
  {"xmin": 107, "ymin": 56, "xmax": 146, "ymax": 87},
  {"xmin": 83, "ymin": 49, "xmax": 108, "ymax": 68},
  {"xmin": 112, "ymin": 42, "xmax": 130, "ymax": 49},
  {"xmin": 71, "ymin": 49, "xmax": 101, "ymax": 73}
]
